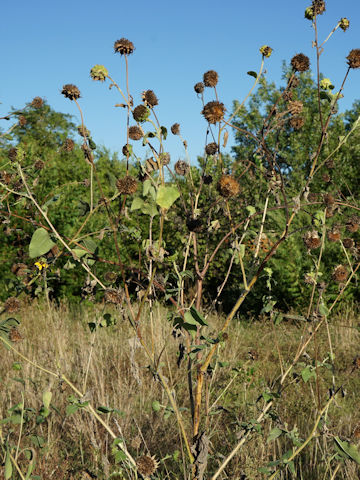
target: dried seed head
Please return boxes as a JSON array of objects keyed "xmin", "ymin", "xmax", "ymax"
[
  {"xmin": 136, "ymin": 455, "xmax": 159, "ymax": 478},
  {"xmin": 104, "ymin": 289, "xmax": 123, "ymax": 304},
  {"xmin": 133, "ymin": 105, "xmax": 150, "ymax": 123},
  {"xmin": 159, "ymin": 152, "xmax": 170, "ymax": 166},
  {"xmin": 9, "ymin": 328, "xmax": 22, "ymax": 343},
  {"xmin": 291, "ymin": 53, "xmax": 310, "ymax": 72},
  {"xmin": 90, "ymin": 65, "xmax": 109, "ymax": 82},
  {"xmin": 259, "ymin": 45, "xmax": 273, "ymax": 58},
  {"xmin": 323, "ymin": 193, "xmax": 335, "ymax": 207},
  {"xmin": 186, "ymin": 217, "xmax": 203, "ymax": 232},
  {"xmin": 346, "ymin": 216, "xmax": 359, "ymax": 233},
  {"xmin": 202, "ymin": 101, "xmax": 226, "ymax": 124},
  {"xmin": 203, "ymin": 70, "xmax": 219, "ymax": 87},
  {"xmin": 122, "ymin": 144, "xmax": 131, "ymax": 156},
  {"xmin": 1, "ymin": 171, "xmax": 12, "ymax": 185},
  {"xmin": 205, "ymin": 142, "xmax": 218, "ymax": 155},
  {"xmin": 289, "ymin": 115, "xmax": 305, "ymax": 130},
  {"xmin": 63, "ymin": 138, "xmax": 75, "ymax": 152},
  {"xmin": 346, "ymin": 49, "xmax": 360, "ymax": 69},
  {"xmin": 308, "ymin": 192, "xmax": 318, "ymax": 203},
  {"xmin": 194, "ymin": 82, "xmax": 205, "ymax": 94},
  {"xmin": 171, "ymin": 123, "xmax": 180, "ymax": 135},
  {"xmin": 18, "ymin": 115, "xmax": 27, "ymax": 126},
  {"xmin": 31, "ymin": 96, "xmax": 44, "ymax": 108},
  {"xmin": 202, "ymin": 174, "xmax": 213, "ymax": 185},
  {"xmin": 174, "ymin": 160, "xmax": 189, "ymax": 176},
  {"xmin": 142, "ymin": 90, "xmax": 158, "ymax": 107},
  {"xmin": 304, "ymin": 273, "xmax": 316, "ymax": 285},
  {"xmin": 325, "ymin": 205, "xmax": 336, "ymax": 218},
  {"xmin": 322, "ymin": 173, "xmax": 331, "ymax": 183},
  {"xmin": 128, "ymin": 126, "xmax": 143, "ymax": 140},
  {"xmin": 312, "ymin": 0, "xmax": 326, "ymax": 15},
  {"xmin": 114, "ymin": 38, "xmax": 135, "ymax": 55},
  {"xmin": 327, "ymin": 228, "xmax": 341, "ymax": 242},
  {"xmin": 288, "ymin": 100, "xmax": 303, "ymax": 115},
  {"xmin": 131, "ymin": 435, "xmax": 142, "ymax": 450},
  {"xmin": 77, "ymin": 125, "xmax": 90, "ymax": 137},
  {"xmin": 339, "ymin": 18, "xmax": 350, "ymax": 32},
  {"xmin": 116, "ymin": 176, "xmax": 138, "ymax": 195},
  {"xmin": 303, "ymin": 230, "xmax": 321, "ymax": 250},
  {"xmin": 104, "ymin": 271, "xmax": 118, "ymax": 283},
  {"xmin": 8, "ymin": 147, "xmax": 18, "ymax": 162},
  {"xmin": 217, "ymin": 175, "xmax": 240, "ymax": 198},
  {"xmin": 61, "ymin": 84, "xmax": 81, "ymax": 101},
  {"xmin": 4, "ymin": 297, "xmax": 21, "ymax": 313},
  {"xmin": 343, "ymin": 238, "xmax": 354, "ymax": 249},
  {"xmin": 332, "ymin": 264, "xmax": 348, "ymax": 283},
  {"xmin": 34, "ymin": 159, "xmax": 45, "ymax": 170},
  {"xmin": 283, "ymin": 90, "xmax": 293, "ymax": 102}
]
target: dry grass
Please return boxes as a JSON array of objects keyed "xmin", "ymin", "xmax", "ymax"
[{"xmin": 1, "ymin": 301, "xmax": 360, "ymax": 479}]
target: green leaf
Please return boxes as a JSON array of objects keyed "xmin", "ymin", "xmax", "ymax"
[
  {"xmin": 96, "ymin": 405, "xmax": 113, "ymax": 414},
  {"xmin": 160, "ymin": 126, "xmax": 168, "ymax": 140},
  {"xmin": 320, "ymin": 91, "xmax": 332, "ymax": 102},
  {"xmin": 66, "ymin": 404, "xmax": 79, "ymax": 416},
  {"xmin": 301, "ymin": 365, "xmax": 316, "ymax": 383},
  {"xmin": 247, "ymin": 71, "xmax": 258, "ymax": 79},
  {"xmin": 267, "ymin": 427, "xmax": 283, "ymax": 443},
  {"xmin": 130, "ymin": 197, "xmax": 144, "ymax": 211},
  {"xmin": 152, "ymin": 400, "xmax": 161, "ymax": 412},
  {"xmin": 334, "ymin": 437, "xmax": 360, "ymax": 464},
  {"xmin": 189, "ymin": 306, "xmax": 208, "ymax": 326},
  {"xmin": 156, "ymin": 186, "xmax": 180, "ymax": 209},
  {"xmin": 29, "ymin": 228, "xmax": 55, "ymax": 258},
  {"xmin": 42, "ymin": 390, "xmax": 52, "ymax": 409},
  {"xmin": 4, "ymin": 450, "xmax": 12, "ymax": 480},
  {"xmin": 246, "ymin": 205, "xmax": 256, "ymax": 216},
  {"xmin": 318, "ymin": 302, "xmax": 329, "ymax": 317},
  {"xmin": 82, "ymin": 238, "xmax": 97, "ymax": 253},
  {"xmin": 141, "ymin": 199, "xmax": 158, "ymax": 217},
  {"xmin": 77, "ymin": 200, "xmax": 90, "ymax": 216},
  {"xmin": 71, "ymin": 248, "xmax": 87, "ymax": 259}
]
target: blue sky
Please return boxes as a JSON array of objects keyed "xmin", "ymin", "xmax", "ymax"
[{"xmin": 1, "ymin": 0, "xmax": 359, "ymax": 163}]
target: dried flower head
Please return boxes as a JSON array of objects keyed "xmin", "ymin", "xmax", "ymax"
[
  {"xmin": 312, "ymin": 0, "xmax": 326, "ymax": 15},
  {"xmin": 4, "ymin": 297, "xmax": 21, "ymax": 313},
  {"xmin": 116, "ymin": 176, "xmax": 138, "ymax": 195},
  {"xmin": 288, "ymin": 100, "xmax": 304, "ymax": 115},
  {"xmin": 303, "ymin": 230, "xmax": 321, "ymax": 250},
  {"xmin": 63, "ymin": 138, "xmax": 75, "ymax": 152},
  {"xmin": 289, "ymin": 116, "xmax": 305, "ymax": 130},
  {"xmin": 136, "ymin": 455, "xmax": 159, "ymax": 478},
  {"xmin": 205, "ymin": 142, "xmax": 218, "ymax": 155},
  {"xmin": 323, "ymin": 193, "xmax": 335, "ymax": 207},
  {"xmin": 31, "ymin": 96, "xmax": 44, "ymax": 108},
  {"xmin": 18, "ymin": 115, "xmax": 27, "ymax": 126},
  {"xmin": 322, "ymin": 173, "xmax": 331, "ymax": 183},
  {"xmin": 8, "ymin": 147, "xmax": 18, "ymax": 162},
  {"xmin": 61, "ymin": 84, "xmax": 81, "ymax": 101},
  {"xmin": 90, "ymin": 65, "xmax": 109, "ymax": 82},
  {"xmin": 304, "ymin": 273, "xmax": 316, "ymax": 285},
  {"xmin": 343, "ymin": 238, "xmax": 354, "ymax": 249},
  {"xmin": 175, "ymin": 160, "xmax": 189, "ymax": 176},
  {"xmin": 217, "ymin": 175, "xmax": 240, "ymax": 198},
  {"xmin": 114, "ymin": 38, "xmax": 135, "ymax": 55},
  {"xmin": 133, "ymin": 105, "xmax": 150, "ymax": 123},
  {"xmin": 346, "ymin": 216, "xmax": 359, "ymax": 233},
  {"xmin": 203, "ymin": 70, "xmax": 219, "ymax": 87},
  {"xmin": 1, "ymin": 171, "xmax": 13, "ymax": 185},
  {"xmin": 9, "ymin": 328, "xmax": 22, "ymax": 343},
  {"xmin": 291, "ymin": 53, "xmax": 310, "ymax": 72},
  {"xmin": 283, "ymin": 90, "xmax": 293, "ymax": 102},
  {"xmin": 202, "ymin": 101, "xmax": 226, "ymax": 124},
  {"xmin": 128, "ymin": 126, "xmax": 143, "ymax": 141},
  {"xmin": 332, "ymin": 264, "xmax": 348, "ymax": 283},
  {"xmin": 259, "ymin": 45, "xmax": 273, "ymax": 58},
  {"xmin": 171, "ymin": 123, "xmax": 180, "ymax": 135},
  {"xmin": 339, "ymin": 18, "xmax": 350, "ymax": 32},
  {"xmin": 11, "ymin": 263, "xmax": 27, "ymax": 277},
  {"xmin": 142, "ymin": 90, "xmax": 158, "ymax": 107},
  {"xmin": 327, "ymin": 228, "xmax": 341, "ymax": 242},
  {"xmin": 194, "ymin": 82, "xmax": 205, "ymax": 94},
  {"xmin": 34, "ymin": 159, "xmax": 45, "ymax": 170},
  {"xmin": 104, "ymin": 289, "xmax": 123, "ymax": 304},
  {"xmin": 346, "ymin": 49, "xmax": 360, "ymax": 69}
]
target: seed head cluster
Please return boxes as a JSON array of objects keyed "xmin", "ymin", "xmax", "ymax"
[
  {"xmin": 4, "ymin": 297, "xmax": 21, "ymax": 313},
  {"xmin": 142, "ymin": 90, "xmax": 158, "ymax": 107},
  {"xmin": 205, "ymin": 142, "xmax": 218, "ymax": 155},
  {"xmin": 31, "ymin": 96, "xmax": 44, "ymax": 108},
  {"xmin": 90, "ymin": 65, "xmax": 109, "ymax": 82},
  {"xmin": 346, "ymin": 49, "xmax": 360, "ymax": 69},
  {"xmin": 194, "ymin": 82, "xmax": 205, "ymax": 94},
  {"xmin": 104, "ymin": 289, "xmax": 123, "ymax": 304},
  {"xmin": 61, "ymin": 84, "xmax": 81, "ymax": 101},
  {"xmin": 203, "ymin": 70, "xmax": 219, "ymax": 87},
  {"xmin": 175, "ymin": 160, "xmax": 189, "ymax": 176},
  {"xmin": 312, "ymin": 0, "xmax": 326, "ymax": 15},
  {"xmin": 259, "ymin": 45, "xmax": 273, "ymax": 58},
  {"xmin": 303, "ymin": 231, "xmax": 321, "ymax": 250},
  {"xmin": 128, "ymin": 126, "xmax": 143, "ymax": 140},
  {"xmin": 133, "ymin": 105, "xmax": 150, "ymax": 123},
  {"xmin": 291, "ymin": 53, "xmax": 310, "ymax": 72},
  {"xmin": 136, "ymin": 455, "xmax": 159, "ymax": 478},
  {"xmin": 288, "ymin": 100, "xmax": 303, "ymax": 115},
  {"xmin": 332, "ymin": 264, "xmax": 348, "ymax": 283},
  {"xmin": 339, "ymin": 18, "xmax": 350, "ymax": 32},
  {"xmin": 63, "ymin": 138, "xmax": 75, "ymax": 152},
  {"xmin": 202, "ymin": 101, "xmax": 226, "ymax": 124},
  {"xmin": 171, "ymin": 123, "xmax": 180, "ymax": 135},
  {"xmin": 217, "ymin": 175, "xmax": 240, "ymax": 198},
  {"xmin": 116, "ymin": 176, "xmax": 138, "ymax": 195},
  {"xmin": 289, "ymin": 116, "xmax": 305, "ymax": 130},
  {"xmin": 114, "ymin": 38, "xmax": 135, "ymax": 55}
]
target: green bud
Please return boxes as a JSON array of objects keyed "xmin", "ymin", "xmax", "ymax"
[
  {"xmin": 305, "ymin": 6, "xmax": 314, "ymax": 20},
  {"xmin": 259, "ymin": 45, "xmax": 273, "ymax": 58},
  {"xmin": 320, "ymin": 78, "xmax": 333, "ymax": 90},
  {"xmin": 90, "ymin": 65, "xmax": 109, "ymax": 82}
]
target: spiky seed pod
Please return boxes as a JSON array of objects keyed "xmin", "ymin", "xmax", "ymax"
[
  {"xmin": 346, "ymin": 216, "xmax": 359, "ymax": 233},
  {"xmin": 104, "ymin": 289, "xmax": 123, "ymax": 304},
  {"xmin": 142, "ymin": 90, "xmax": 158, "ymax": 107},
  {"xmin": 322, "ymin": 173, "xmax": 331, "ymax": 183},
  {"xmin": 288, "ymin": 100, "xmax": 303, "ymax": 115},
  {"xmin": 133, "ymin": 105, "xmax": 150, "ymax": 123},
  {"xmin": 303, "ymin": 230, "xmax": 321, "ymax": 250},
  {"xmin": 34, "ymin": 159, "xmax": 45, "ymax": 170},
  {"xmin": 202, "ymin": 101, "xmax": 226, "ymax": 124},
  {"xmin": 63, "ymin": 138, "xmax": 75, "ymax": 152},
  {"xmin": 312, "ymin": 0, "xmax": 326, "ymax": 15},
  {"xmin": 8, "ymin": 147, "xmax": 18, "ymax": 161},
  {"xmin": 343, "ymin": 238, "xmax": 354, "ymax": 249},
  {"xmin": 128, "ymin": 126, "xmax": 143, "ymax": 140},
  {"xmin": 259, "ymin": 45, "xmax": 273, "ymax": 58},
  {"xmin": 186, "ymin": 217, "xmax": 202, "ymax": 232},
  {"xmin": 77, "ymin": 125, "xmax": 90, "ymax": 137},
  {"xmin": 291, "ymin": 53, "xmax": 310, "ymax": 72},
  {"xmin": 116, "ymin": 176, "xmax": 138, "ymax": 195},
  {"xmin": 114, "ymin": 38, "xmax": 135, "ymax": 55},
  {"xmin": 18, "ymin": 115, "xmax": 27, "ymax": 126},
  {"xmin": 194, "ymin": 82, "xmax": 205, "ymax": 94},
  {"xmin": 323, "ymin": 193, "xmax": 335, "ymax": 207},
  {"xmin": 175, "ymin": 160, "xmax": 189, "ymax": 176},
  {"xmin": 327, "ymin": 228, "xmax": 341, "ymax": 242},
  {"xmin": 339, "ymin": 18, "xmax": 350, "ymax": 32},
  {"xmin": 203, "ymin": 70, "xmax": 219, "ymax": 87},
  {"xmin": 104, "ymin": 271, "xmax": 118, "ymax": 283},
  {"xmin": 205, "ymin": 142, "xmax": 218, "ymax": 155},
  {"xmin": 289, "ymin": 116, "xmax": 305, "ymax": 130},
  {"xmin": 61, "ymin": 84, "xmax": 81, "ymax": 101},
  {"xmin": 217, "ymin": 175, "xmax": 240, "ymax": 198},
  {"xmin": 305, "ymin": 7, "xmax": 314, "ymax": 20},
  {"xmin": 4, "ymin": 297, "xmax": 21, "ymax": 313},
  {"xmin": 136, "ymin": 455, "xmax": 159, "ymax": 478},
  {"xmin": 90, "ymin": 65, "xmax": 109, "ymax": 82},
  {"xmin": 31, "ymin": 96, "xmax": 44, "ymax": 108},
  {"xmin": 332, "ymin": 264, "xmax": 348, "ymax": 283},
  {"xmin": 171, "ymin": 123, "xmax": 180, "ymax": 135},
  {"xmin": 346, "ymin": 49, "xmax": 360, "ymax": 69},
  {"xmin": 202, "ymin": 174, "xmax": 213, "ymax": 185},
  {"xmin": 9, "ymin": 328, "xmax": 22, "ymax": 343}
]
